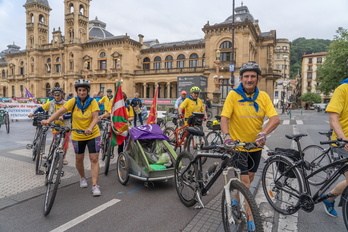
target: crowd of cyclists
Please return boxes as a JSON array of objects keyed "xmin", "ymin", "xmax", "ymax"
[{"xmin": 25, "ymin": 60, "xmax": 348, "ymax": 231}]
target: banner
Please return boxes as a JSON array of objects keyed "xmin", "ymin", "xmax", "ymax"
[{"xmin": 0, "ymin": 102, "xmax": 41, "ymax": 119}]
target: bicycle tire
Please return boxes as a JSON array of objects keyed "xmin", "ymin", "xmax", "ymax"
[
  {"xmin": 104, "ymin": 138, "xmax": 112, "ymax": 175},
  {"xmin": 302, "ymin": 145, "xmax": 331, "ymax": 185},
  {"xmin": 174, "ymin": 151, "xmax": 197, "ymax": 207},
  {"xmin": 206, "ymin": 111, "xmax": 213, "ymax": 120},
  {"xmin": 342, "ymin": 187, "xmax": 348, "ymax": 231},
  {"xmin": 43, "ymin": 151, "xmax": 63, "ymax": 216},
  {"xmin": 31, "ymin": 128, "xmax": 40, "ymax": 161},
  {"xmin": 222, "ymin": 179, "xmax": 263, "ymax": 232},
  {"xmin": 186, "ymin": 134, "xmax": 208, "ymax": 164},
  {"xmin": 35, "ymin": 133, "xmax": 46, "ymax": 174},
  {"xmin": 101, "ymin": 130, "xmax": 109, "ymax": 161},
  {"xmin": 163, "ymin": 127, "xmax": 176, "ymax": 145},
  {"xmin": 116, "ymin": 152, "xmax": 129, "ymax": 185},
  {"xmin": 206, "ymin": 131, "xmax": 223, "ymax": 146},
  {"xmin": 4, "ymin": 113, "xmax": 10, "ymax": 133},
  {"xmin": 262, "ymin": 155, "xmax": 303, "ymax": 215}
]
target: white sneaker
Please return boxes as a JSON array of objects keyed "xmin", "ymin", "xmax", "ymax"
[
  {"xmin": 80, "ymin": 178, "xmax": 88, "ymax": 188},
  {"xmin": 92, "ymin": 185, "xmax": 101, "ymax": 196}
]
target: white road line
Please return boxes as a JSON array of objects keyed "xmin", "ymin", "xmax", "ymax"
[
  {"xmin": 283, "ymin": 120, "xmax": 290, "ymax": 125},
  {"xmin": 296, "ymin": 120, "xmax": 303, "ymax": 125},
  {"xmin": 50, "ymin": 198, "xmax": 120, "ymax": 232}
]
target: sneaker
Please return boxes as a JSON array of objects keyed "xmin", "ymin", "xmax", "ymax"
[
  {"xmin": 322, "ymin": 195, "xmax": 338, "ymax": 217},
  {"xmin": 92, "ymin": 185, "xmax": 101, "ymax": 196},
  {"xmin": 63, "ymin": 159, "xmax": 68, "ymax": 165},
  {"xmin": 80, "ymin": 178, "xmax": 88, "ymax": 188},
  {"xmin": 247, "ymin": 221, "xmax": 256, "ymax": 232}
]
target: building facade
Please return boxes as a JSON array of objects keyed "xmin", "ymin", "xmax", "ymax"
[
  {"xmin": 0, "ymin": 0, "xmax": 282, "ymax": 104},
  {"xmin": 301, "ymin": 52, "xmax": 331, "ymax": 103}
]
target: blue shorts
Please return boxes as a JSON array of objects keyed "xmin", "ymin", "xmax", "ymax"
[{"xmin": 72, "ymin": 136, "xmax": 101, "ymax": 154}]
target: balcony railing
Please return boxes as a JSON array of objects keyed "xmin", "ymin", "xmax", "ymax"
[{"xmin": 134, "ymin": 66, "xmax": 205, "ymax": 75}]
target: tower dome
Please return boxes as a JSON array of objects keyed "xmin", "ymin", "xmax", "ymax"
[
  {"xmin": 89, "ymin": 17, "xmax": 114, "ymax": 39},
  {"xmin": 224, "ymin": 4, "xmax": 255, "ymax": 23},
  {"xmin": 25, "ymin": 0, "xmax": 50, "ymax": 6}
]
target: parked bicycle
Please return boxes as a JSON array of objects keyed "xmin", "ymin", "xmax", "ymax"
[
  {"xmin": 206, "ymin": 116, "xmax": 223, "ymax": 146},
  {"xmin": 99, "ymin": 118, "xmax": 114, "ymax": 175},
  {"xmin": 262, "ymin": 133, "xmax": 348, "ymax": 229},
  {"xmin": 175, "ymin": 141, "xmax": 263, "ymax": 232},
  {"xmin": 43, "ymin": 123, "xmax": 84, "ymax": 216},
  {"xmin": 0, "ymin": 107, "xmax": 10, "ymax": 133},
  {"xmin": 27, "ymin": 112, "xmax": 49, "ymax": 162}
]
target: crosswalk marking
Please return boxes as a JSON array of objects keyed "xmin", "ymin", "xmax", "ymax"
[
  {"xmin": 280, "ymin": 120, "xmax": 303, "ymax": 125},
  {"xmin": 296, "ymin": 120, "xmax": 303, "ymax": 125},
  {"xmin": 283, "ymin": 120, "xmax": 290, "ymax": 125}
]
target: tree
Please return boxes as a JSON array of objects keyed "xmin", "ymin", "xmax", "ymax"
[
  {"xmin": 317, "ymin": 27, "xmax": 348, "ymax": 95},
  {"xmin": 299, "ymin": 92, "xmax": 321, "ymax": 105}
]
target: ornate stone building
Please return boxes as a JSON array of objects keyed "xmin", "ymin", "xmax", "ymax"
[{"xmin": 0, "ymin": 0, "xmax": 282, "ymax": 104}]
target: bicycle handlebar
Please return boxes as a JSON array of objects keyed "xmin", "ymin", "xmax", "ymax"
[
  {"xmin": 201, "ymin": 140, "xmax": 258, "ymax": 151},
  {"xmin": 320, "ymin": 139, "xmax": 348, "ymax": 148},
  {"xmin": 48, "ymin": 123, "xmax": 85, "ymax": 134}
]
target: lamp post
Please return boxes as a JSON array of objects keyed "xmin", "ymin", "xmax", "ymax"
[
  {"xmin": 281, "ymin": 55, "xmax": 288, "ymax": 114},
  {"xmin": 213, "ymin": 49, "xmax": 223, "ymax": 103},
  {"xmin": 84, "ymin": 61, "xmax": 89, "ymax": 79},
  {"xmin": 230, "ymin": 0, "xmax": 235, "ymax": 88},
  {"xmin": 115, "ymin": 58, "xmax": 122, "ymax": 90}
]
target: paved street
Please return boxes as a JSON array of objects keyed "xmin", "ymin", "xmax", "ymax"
[{"xmin": 0, "ymin": 109, "xmax": 347, "ymax": 231}]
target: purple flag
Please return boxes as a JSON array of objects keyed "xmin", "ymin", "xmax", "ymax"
[
  {"xmin": 25, "ymin": 87, "xmax": 34, "ymax": 98},
  {"xmin": 129, "ymin": 124, "xmax": 168, "ymax": 141}
]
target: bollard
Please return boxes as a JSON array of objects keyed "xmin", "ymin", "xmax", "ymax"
[{"xmin": 289, "ymin": 111, "xmax": 292, "ymax": 119}]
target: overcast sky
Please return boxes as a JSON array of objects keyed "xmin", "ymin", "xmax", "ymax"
[{"xmin": 0, "ymin": 0, "xmax": 347, "ymax": 50}]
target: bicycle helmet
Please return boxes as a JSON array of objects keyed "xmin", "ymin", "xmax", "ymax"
[
  {"xmin": 106, "ymin": 89, "xmax": 112, "ymax": 93},
  {"xmin": 52, "ymin": 87, "xmax": 63, "ymax": 94},
  {"xmin": 239, "ymin": 62, "xmax": 262, "ymax": 76},
  {"xmin": 190, "ymin": 86, "xmax": 201, "ymax": 93},
  {"xmin": 74, "ymin": 79, "xmax": 90, "ymax": 91}
]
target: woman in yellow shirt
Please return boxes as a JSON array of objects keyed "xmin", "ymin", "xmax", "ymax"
[{"xmin": 42, "ymin": 79, "xmax": 102, "ymax": 197}]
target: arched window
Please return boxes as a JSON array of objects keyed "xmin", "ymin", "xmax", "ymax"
[
  {"xmin": 19, "ymin": 61, "xmax": 25, "ymax": 75},
  {"xmin": 2, "ymin": 70, "xmax": 5, "ymax": 78},
  {"xmin": 69, "ymin": 3, "xmax": 74, "ymax": 13},
  {"xmin": 154, "ymin": 56, "xmax": 161, "ymax": 69},
  {"xmin": 79, "ymin": 5, "xmax": 84, "ymax": 15},
  {"xmin": 189, "ymin": 53, "xmax": 199, "ymax": 67},
  {"xmin": 55, "ymin": 83, "xmax": 60, "ymax": 88},
  {"xmin": 56, "ymin": 57, "xmax": 61, "ymax": 62},
  {"xmin": 143, "ymin": 57, "xmax": 150, "ymax": 70},
  {"xmin": 46, "ymin": 83, "xmax": 51, "ymax": 96},
  {"xmin": 177, "ymin": 54, "xmax": 185, "ymax": 68},
  {"xmin": 99, "ymin": 52, "xmax": 107, "ymax": 70},
  {"xmin": 219, "ymin": 41, "xmax": 233, "ymax": 61},
  {"xmin": 165, "ymin": 55, "xmax": 173, "ymax": 69},
  {"xmin": 39, "ymin": 14, "xmax": 45, "ymax": 24},
  {"xmin": 55, "ymin": 57, "xmax": 61, "ymax": 73},
  {"xmin": 30, "ymin": 57, "xmax": 34, "ymax": 73},
  {"xmin": 30, "ymin": 13, "xmax": 34, "ymax": 23},
  {"xmin": 202, "ymin": 54, "xmax": 205, "ymax": 67}
]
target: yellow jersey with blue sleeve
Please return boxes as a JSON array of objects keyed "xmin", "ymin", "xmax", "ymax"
[
  {"xmin": 180, "ymin": 97, "xmax": 204, "ymax": 119},
  {"xmin": 326, "ymin": 83, "xmax": 348, "ymax": 140},
  {"xmin": 41, "ymin": 101, "xmax": 66, "ymax": 132},
  {"xmin": 63, "ymin": 98, "xmax": 100, "ymax": 141},
  {"xmin": 106, "ymin": 98, "xmax": 134, "ymax": 118},
  {"xmin": 221, "ymin": 90, "xmax": 277, "ymax": 150}
]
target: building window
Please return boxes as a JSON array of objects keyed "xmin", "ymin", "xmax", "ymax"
[
  {"xmin": 46, "ymin": 83, "xmax": 51, "ymax": 96},
  {"xmin": 12, "ymin": 85, "xmax": 15, "ymax": 97},
  {"xmin": 165, "ymin": 55, "xmax": 173, "ymax": 69},
  {"xmin": 220, "ymin": 79, "xmax": 230, "ymax": 99},
  {"xmin": 276, "ymin": 54, "xmax": 280, "ymax": 59},
  {"xmin": 317, "ymin": 57, "xmax": 322, "ymax": 63},
  {"xmin": 282, "ymin": 65, "xmax": 287, "ymax": 69},
  {"xmin": 282, "ymin": 46, "xmax": 287, "ymax": 50},
  {"xmin": 46, "ymin": 58, "xmax": 51, "ymax": 73},
  {"xmin": 307, "ymin": 82, "xmax": 311, "ymax": 87},
  {"xmin": 70, "ymin": 61, "xmax": 74, "ymax": 71},
  {"xmin": 100, "ymin": 52, "xmax": 106, "ymax": 58},
  {"xmin": 219, "ymin": 41, "xmax": 232, "ymax": 61},
  {"xmin": 154, "ymin": 56, "xmax": 161, "ymax": 70},
  {"xmin": 56, "ymin": 57, "xmax": 61, "ymax": 73},
  {"xmin": 308, "ymin": 58, "xmax": 312, "ymax": 64},
  {"xmin": 308, "ymin": 65, "xmax": 313, "ymax": 71},
  {"xmin": 99, "ymin": 52, "xmax": 107, "ymax": 70},
  {"xmin": 20, "ymin": 85, "xmax": 24, "ymax": 97},
  {"xmin": 220, "ymin": 41, "xmax": 232, "ymax": 49},
  {"xmin": 177, "ymin": 54, "xmax": 185, "ymax": 68},
  {"xmin": 2, "ymin": 70, "xmax": 5, "ymax": 78},
  {"xmin": 276, "ymin": 64, "xmax": 280, "ymax": 69},
  {"xmin": 100, "ymin": 83, "xmax": 105, "ymax": 93},
  {"xmin": 307, "ymin": 73, "xmax": 312, "ymax": 79},
  {"xmin": 143, "ymin": 57, "xmax": 150, "ymax": 70},
  {"xmin": 189, "ymin": 53, "xmax": 199, "ymax": 67},
  {"xmin": 202, "ymin": 54, "xmax": 205, "ymax": 67}
]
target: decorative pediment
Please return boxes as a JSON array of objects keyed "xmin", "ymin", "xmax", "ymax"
[
  {"xmin": 82, "ymin": 55, "xmax": 92, "ymax": 61},
  {"xmin": 111, "ymin": 51, "xmax": 122, "ymax": 58}
]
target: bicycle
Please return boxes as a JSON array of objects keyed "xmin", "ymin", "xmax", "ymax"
[
  {"xmin": 27, "ymin": 113, "xmax": 49, "ymax": 162},
  {"xmin": 163, "ymin": 112, "xmax": 208, "ymax": 155},
  {"xmin": 174, "ymin": 141, "xmax": 263, "ymax": 231},
  {"xmin": 99, "ymin": 118, "xmax": 114, "ymax": 175},
  {"xmin": 0, "ymin": 107, "xmax": 10, "ymax": 133},
  {"xmin": 302, "ymin": 129, "xmax": 340, "ymax": 185},
  {"xmin": 206, "ymin": 116, "xmax": 223, "ymax": 146},
  {"xmin": 43, "ymin": 123, "xmax": 84, "ymax": 216},
  {"xmin": 262, "ymin": 134, "xmax": 348, "ymax": 229}
]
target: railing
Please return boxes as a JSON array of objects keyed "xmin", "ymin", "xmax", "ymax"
[{"xmin": 134, "ymin": 66, "xmax": 205, "ymax": 75}]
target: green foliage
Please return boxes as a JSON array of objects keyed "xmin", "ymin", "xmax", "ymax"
[
  {"xmin": 299, "ymin": 92, "xmax": 322, "ymax": 104},
  {"xmin": 317, "ymin": 27, "xmax": 348, "ymax": 95},
  {"xmin": 290, "ymin": 38, "xmax": 331, "ymax": 78}
]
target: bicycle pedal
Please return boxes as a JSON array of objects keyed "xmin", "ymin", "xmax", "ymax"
[
  {"xmin": 61, "ymin": 171, "xmax": 65, "ymax": 177},
  {"xmin": 36, "ymin": 170, "xmax": 45, "ymax": 175},
  {"xmin": 26, "ymin": 144, "xmax": 33, "ymax": 149}
]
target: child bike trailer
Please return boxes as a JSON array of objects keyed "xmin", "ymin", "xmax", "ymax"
[{"xmin": 116, "ymin": 124, "xmax": 178, "ymax": 185}]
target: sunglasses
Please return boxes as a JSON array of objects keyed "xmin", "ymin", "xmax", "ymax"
[{"xmin": 53, "ymin": 93, "xmax": 61, "ymax": 96}]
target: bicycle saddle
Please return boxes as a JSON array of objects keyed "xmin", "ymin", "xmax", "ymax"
[
  {"xmin": 285, "ymin": 134, "xmax": 308, "ymax": 140},
  {"xmin": 215, "ymin": 115, "xmax": 221, "ymax": 120},
  {"xmin": 186, "ymin": 127, "xmax": 204, "ymax": 137}
]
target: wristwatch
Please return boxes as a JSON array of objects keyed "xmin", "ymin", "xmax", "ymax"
[{"xmin": 223, "ymin": 133, "xmax": 230, "ymax": 140}]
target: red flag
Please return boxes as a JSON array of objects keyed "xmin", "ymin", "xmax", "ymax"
[
  {"xmin": 146, "ymin": 86, "xmax": 158, "ymax": 125},
  {"xmin": 111, "ymin": 82, "xmax": 129, "ymax": 146}
]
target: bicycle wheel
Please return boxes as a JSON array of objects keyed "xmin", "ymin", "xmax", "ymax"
[
  {"xmin": 35, "ymin": 133, "xmax": 47, "ymax": 175},
  {"xmin": 163, "ymin": 127, "xmax": 176, "ymax": 145},
  {"xmin": 4, "ymin": 113, "xmax": 9, "ymax": 133},
  {"xmin": 342, "ymin": 186, "xmax": 348, "ymax": 231},
  {"xmin": 101, "ymin": 130, "xmax": 108, "ymax": 161},
  {"xmin": 206, "ymin": 111, "xmax": 213, "ymax": 120},
  {"xmin": 302, "ymin": 145, "xmax": 331, "ymax": 185},
  {"xmin": 206, "ymin": 131, "xmax": 223, "ymax": 146},
  {"xmin": 43, "ymin": 151, "xmax": 63, "ymax": 216},
  {"xmin": 104, "ymin": 138, "xmax": 113, "ymax": 175},
  {"xmin": 174, "ymin": 151, "xmax": 197, "ymax": 207},
  {"xmin": 262, "ymin": 155, "xmax": 303, "ymax": 215},
  {"xmin": 31, "ymin": 128, "xmax": 40, "ymax": 161},
  {"xmin": 187, "ymin": 134, "xmax": 208, "ymax": 164},
  {"xmin": 222, "ymin": 180, "xmax": 263, "ymax": 232},
  {"xmin": 116, "ymin": 152, "xmax": 129, "ymax": 185}
]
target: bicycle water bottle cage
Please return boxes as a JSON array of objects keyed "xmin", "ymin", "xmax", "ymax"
[{"xmin": 186, "ymin": 127, "xmax": 204, "ymax": 137}]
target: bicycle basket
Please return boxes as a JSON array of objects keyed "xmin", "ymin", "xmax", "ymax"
[
  {"xmin": 187, "ymin": 112, "xmax": 204, "ymax": 126},
  {"xmin": 274, "ymin": 148, "xmax": 301, "ymax": 178}
]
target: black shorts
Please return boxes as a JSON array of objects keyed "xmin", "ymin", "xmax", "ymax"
[
  {"xmin": 232, "ymin": 150, "xmax": 262, "ymax": 175},
  {"xmin": 72, "ymin": 136, "xmax": 101, "ymax": 154}
]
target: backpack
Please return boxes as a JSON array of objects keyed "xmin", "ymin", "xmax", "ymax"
[{"xmin": 274, "ymin": 148, "xmax": 301, "ymax": 178}]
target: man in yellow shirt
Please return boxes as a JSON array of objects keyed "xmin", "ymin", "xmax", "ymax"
[
  {"xmin": 220, "ymin": 62, "xmax": 280, "ymax": 231},
  {"xmin": 178, "ymin": 86, "xmax": 206, "ymax": 125}
]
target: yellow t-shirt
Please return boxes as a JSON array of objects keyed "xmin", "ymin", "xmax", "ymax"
[
  {"xmin": 99, "ymin": 95, "xmax": 113, "ymax": 109},
  {"xmin": 221, "ymin": 90, "xmax": 278, "ymax": 150},
  {"xmin": 326, "ymin": 84, "xmax": 348, "ymax": 140},
  {"xmin": 63, "ymin": 98, "xmax": 100, "ymax": 141},
  {"xmin": 180, "ymin": 97, "xmax": 204, "ymax": 118},
  {"xmin": 106, "ymin": 98, "xmax": 134, "ymax": 118},
  {"xmin": 41, "ymin": 101, "xmax": 66, "ymax": 127}
]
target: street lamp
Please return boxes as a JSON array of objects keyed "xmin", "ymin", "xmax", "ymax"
[
  {"xmin": 84, "ymin": 61, "xmax": 89, "ymax": 79},
  {"xmin": 281, "ymin": 55, "xmax": 288, "ymax": 114},
  {"xmin": 213, "ymin": 49, "xmax": 223, "ymax": 92}
]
